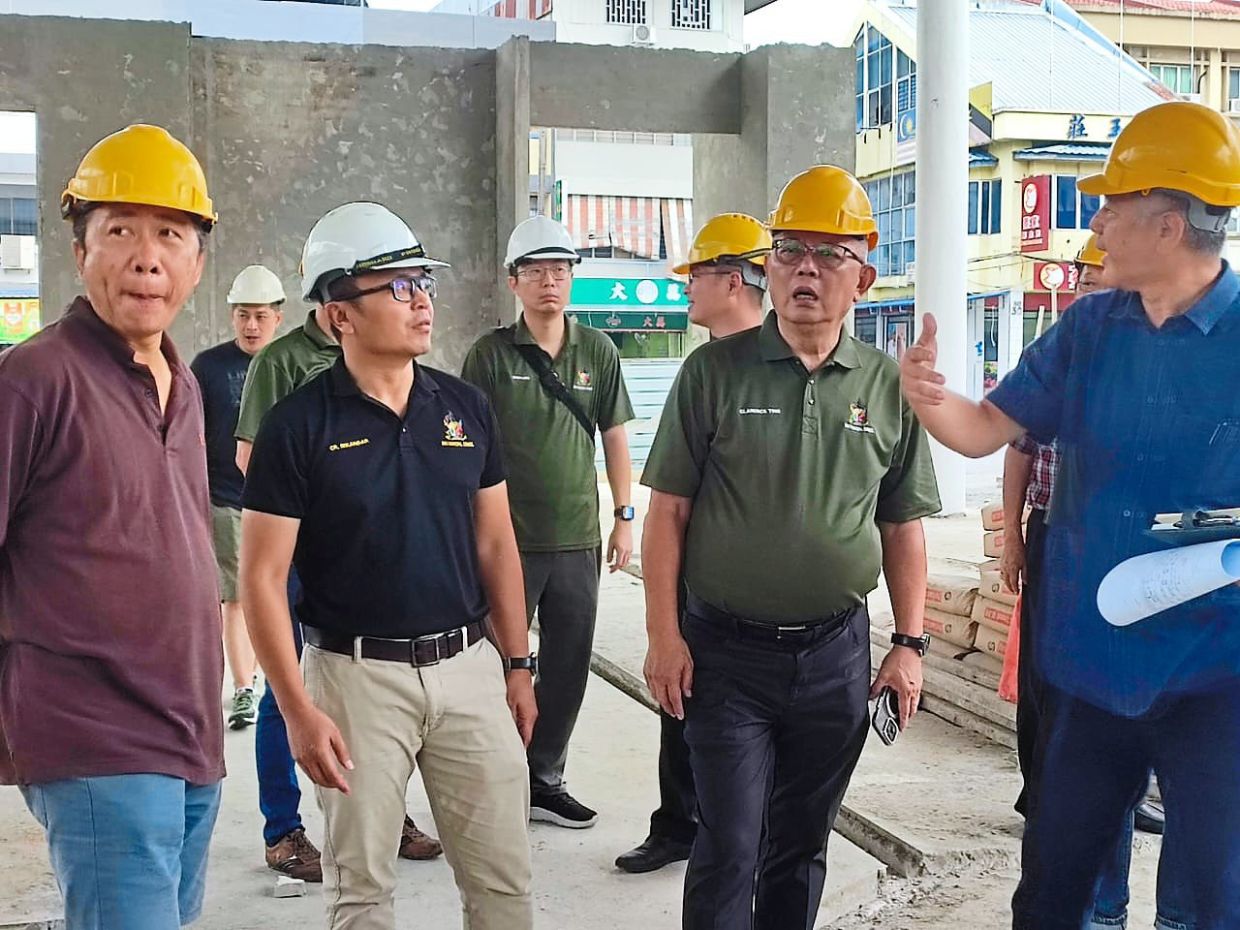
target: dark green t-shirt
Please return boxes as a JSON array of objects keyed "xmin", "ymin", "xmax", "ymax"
[
  {"xmin": 461, "ymin": 315, "xmax": 634, "ymax": 552},
  {"xmin": 642, "ymin": 313, "xmax": 941, "ymax": 623},
  {"xmin": 235, "ymin": 312, "xmax": 340, "ymax": 442}
]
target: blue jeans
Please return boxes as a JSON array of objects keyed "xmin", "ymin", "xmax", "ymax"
[
  {"xmin": 1090, "ymin": 800, "xmax": 1191, "ymax": 930},
  {"xmin": 21, "ymin": 774, "xmax": 221, "ymax": 929},
  {"xmin": 256, "ymin": 568, "xmax": 304, "ymax": 846},
  {"xmin": 1014, "ymin": 685, "xmax": 1237, "ymax": 929}
]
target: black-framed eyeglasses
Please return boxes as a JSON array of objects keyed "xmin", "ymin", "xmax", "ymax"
[
  {"xmin": 686, "ymin": 267, "xmax": 741, "ymax": 285},
  {"xmin": 769, "ymin": 238, "xmax": 865, "ymax": 270},
  {"xmin": 335, "ymin": 274, "xmax": 438, "ymax": 303}
]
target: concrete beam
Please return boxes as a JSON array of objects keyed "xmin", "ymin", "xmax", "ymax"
[
  {"xmin": 495, "ymin": 36, "xmax": 531, "ymax": 325},
  {"xmin": 528, "ymin": 42, "xmax": 742, "ymax": 134}
]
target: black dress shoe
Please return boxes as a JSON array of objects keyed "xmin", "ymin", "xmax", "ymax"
[
  {"xmin": 1134, "ymin": 800, "xmax": 1165, "ymax": 835},
  {"xmin": 615, "ymin": 835, "xmax": 692, "ymax": 874}
]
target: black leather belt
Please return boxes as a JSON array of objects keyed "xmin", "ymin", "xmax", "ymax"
[
  {"xmin": 304, "ymin": 622, "xmax": 486, "ymax": 667},
  {"xmin": 685, "ymin": 592, "xmax": 856, "ymax": 642}
]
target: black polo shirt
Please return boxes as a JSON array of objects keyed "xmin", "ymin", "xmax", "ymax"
[{"xmin": 242, "ymin": 357, "xmax": 505, "ymax": 638}]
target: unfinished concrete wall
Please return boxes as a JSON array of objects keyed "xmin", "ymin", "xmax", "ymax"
[
  {"xmin": 189, "ymin": 39, "xmax": 498, "ymax": 367},
  {"xmin": 0, "ymin": 16, "xmax": 855, "ymax": 367},
  {"xmin": 693, "ymin": 43, "xmax": 856, "ymax": 230}
]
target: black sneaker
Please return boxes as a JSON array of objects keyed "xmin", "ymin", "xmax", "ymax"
[{"xmin": 530, "ymin": 791, "xmax": 598, "ymax": 829}]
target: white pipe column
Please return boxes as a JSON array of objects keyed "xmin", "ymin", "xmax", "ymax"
[{"xmin": 915, "ymin": 0, "xmax": 969, "ymax": 515}]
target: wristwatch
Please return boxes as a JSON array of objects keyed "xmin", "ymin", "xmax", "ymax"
[
  {"xmin": 614, "ymin": 505, "xmax": 636, "ymax": 521},
  {"xmin": 503, "ymin": 654, "xmax": 538, "ymax": 674},
  {"xmin": 891, "ymin": 632, "xmax": 931, "ymax": 656}
]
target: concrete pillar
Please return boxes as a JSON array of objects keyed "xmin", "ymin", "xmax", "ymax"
[
  {"xmin": 916, "ymin": 0, "xmax": 969, "ymax": 515},
  {"xmin": 496, "ymin": 36, "xmax": 531, "ymax": 325}
]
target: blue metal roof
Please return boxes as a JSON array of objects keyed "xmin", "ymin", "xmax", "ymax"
[
  {"xmin": 883, "ymin": 1, "xmax": 1168, "ymax": 117},
  {"xmin": 969, "ymin": 149, "xmax": 999, "ymax": 167},
  {"xmin": 1013, "ymin": 142, "xmax": 1111, "ymax": 162}
]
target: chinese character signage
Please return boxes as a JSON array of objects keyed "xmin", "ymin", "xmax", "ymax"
[
  {"xmin": 568, "ymin": 310, "xmax": 690, "ymax": 332},
  {"xmin": 0, "ymin": 298, "xmax": 39, "ymax": 343},
  {"xmin": 1033, "ymin": 262, "xmax": 1077, "ymax": 292},
  {"xmin": 569, "ymin": 277, "xmax": 688, "ymax": 308},
  {"xmin": 1020, "ymin": 176, "xmax": 1051, "ymax": 254}
]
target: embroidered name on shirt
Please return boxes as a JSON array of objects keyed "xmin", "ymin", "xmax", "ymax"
[
  {"xmin": 442, "ymin": 412, "xmax": 476, "ymax": 448},
  {"xmin": 739, "ymin": 407, "xmax": 782, "ymax": 415},
  {"xmin": 329, "ymin": 437, "xmax": 370, "ymax": 452},
  {"xmin": 510, "ymin": 374, "xmax": 532, "ymax": 381}
]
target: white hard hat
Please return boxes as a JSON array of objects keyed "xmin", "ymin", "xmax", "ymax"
[
  {"xmin": 300, "ymin": 201, "xmax": 449, "ymax": 302},
  {"xmin": 227, "ymin": 264, "xmax": 286, "ymax": 306},
  {"xmin": 504, "ymin": 215, "xmax": 580, "ymax": 268}
]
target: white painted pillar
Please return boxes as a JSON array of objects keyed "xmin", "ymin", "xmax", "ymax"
[{"xmin": 916, "ymin": 0, "xmax": 969, "ymax": 515}]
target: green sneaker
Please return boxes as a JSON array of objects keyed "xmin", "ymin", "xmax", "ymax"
[{"xmin": 229, "ymin": 687, "xmax": 258, "ymax": 730}]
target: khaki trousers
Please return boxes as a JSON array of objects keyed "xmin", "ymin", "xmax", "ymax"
[{"xmin": 304, "ymin": 637, "xmax": 532, "ymax": 930}]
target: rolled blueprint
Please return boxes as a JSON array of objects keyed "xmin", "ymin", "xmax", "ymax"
[{"xmin": 1097, "ymin": 540, "xmax": 1240, "ymax": 627}]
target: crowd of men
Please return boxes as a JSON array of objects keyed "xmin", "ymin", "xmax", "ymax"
[{"xmin": 0, "ymin": 97, "xmax": 1237, "ymax": 930}]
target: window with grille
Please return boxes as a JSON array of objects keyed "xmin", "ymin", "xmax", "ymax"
[
  {"xmin": 672, "ymin": 0, "xmax": 711, "ymax": 29},
  {"xmin": 606, "ymin": 0, "xmax": 646, "ymax": 24}
]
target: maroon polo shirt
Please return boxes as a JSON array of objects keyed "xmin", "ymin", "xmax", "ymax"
[{"xmin": 0, "ymin": 298, "xmax": 225, "ymax": 786}]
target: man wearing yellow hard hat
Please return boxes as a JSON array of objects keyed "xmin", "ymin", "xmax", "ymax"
[
  {"xmin": 615, "ymin": 212, "xmax": 771, "ymax": 876},
  {"xmin": 677, "ymin": 212, "xmax": 771, "ymax": 339},
  {"xmin": 0, "ymin": 124, "xmax": 225, "ymax": 927},
  {"xmin": 642, "ymin": 166, "xmax": 940, "ymax": 928},
  {"xmin": 901, "ymin": 101, "xmax": 1240, "ymax": 928}
]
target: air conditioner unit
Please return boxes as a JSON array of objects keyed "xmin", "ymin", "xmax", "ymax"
[
  {"xmin": 1181, "ymin": 92, "xmax": 1203, "ymax": 104},
  {"xmin": 0, "ymin": 236, "xmax": 35, "ymax": 271},
  {"xmin": 1228, "ymin": 99, "xmax": 1240, "ymax": 114},
  {"xmin": 631, "ymin": 23, "xmax": 656, "ymax": 46}
]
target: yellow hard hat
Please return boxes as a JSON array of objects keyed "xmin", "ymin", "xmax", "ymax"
[
  {"xmin": 61, "ymin": 124, "xmax": 216, "ymax": 227},
  {"xmin": 672, "ymin": 213, "xmax": 772, "ymax": 275},
  {"xmin": 769, "ymin": 165, "xmax": 879, "ymax": 249},
  {"xmin": 1075, "ymin": 234, "xmax": 1105, "ymax": 268},
  {"xmin": 1078, "ymin": 102, "xmax": 1240, "ymax": 207}
]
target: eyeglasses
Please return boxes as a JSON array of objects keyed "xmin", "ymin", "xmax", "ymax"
[
  {"xmin": 515, "ymin": 265, "xmax": 571, "ymax": 282},
  {"xmin": 769, "ymin": 238, "xmax": 864, "ymax": 270},
  {"xmin": 336, "ymin": 274, "xmax": 438, "ymax": 303},
  {"xmin": 686, "ymin": 268, "xmax": 740, "ymax": 285}
]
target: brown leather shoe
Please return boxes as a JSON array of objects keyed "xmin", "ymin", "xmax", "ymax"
[
  {"xmin": 399, "ymin": 815, "xmax": 443, "ymax": 860},
  {"xmin": 265, "ymin": 828, "xmax": 323, "ymax": 882}
]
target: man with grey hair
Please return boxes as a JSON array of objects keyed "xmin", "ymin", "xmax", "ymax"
[{"xmin": 899, "ymin": 101, "xmax": 1240, "ymax": 930}]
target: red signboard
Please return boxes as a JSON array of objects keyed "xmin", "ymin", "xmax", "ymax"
[
  {"xmin": 1032, "ymin": 261, "xmax": 1078, "ymax": 293},
  {"xmin": 1020, "ymin": 176, "xmax": 1052, "ymax": 254}
]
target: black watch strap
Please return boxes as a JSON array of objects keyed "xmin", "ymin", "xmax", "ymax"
[
  {"xmin": 503, "ymin": 654, "xmax": 538, "ymax": 674},
  {"xmin": 891, "ymin": 633, "xmax": 930, "ymax": 656}
]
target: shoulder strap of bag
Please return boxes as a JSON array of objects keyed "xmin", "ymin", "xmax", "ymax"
[{"xmin": 496, "ymin": 325, "xmax": 596, "ymax": 442}]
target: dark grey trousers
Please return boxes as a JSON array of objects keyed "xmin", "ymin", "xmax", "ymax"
[{"xmin": 521, "ymin": 547, "xmax": 601, "ymax": 795}]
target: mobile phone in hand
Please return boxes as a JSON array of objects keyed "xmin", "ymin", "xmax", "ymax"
[{"xmin": 871, "ymin": 687, "xmax": 899, "ymax": 746}]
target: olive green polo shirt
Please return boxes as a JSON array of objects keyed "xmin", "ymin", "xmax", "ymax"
[
  {"xmin": 234, "ymin": 312, "xmax": 341, "ymax": 442},
  {"xmin": 461, "ymin": 314, "xmax": 634, "ymax": 552},
  {"xmin": 642, "ymin": 313, "xmax": 940, "ymax": 623}
]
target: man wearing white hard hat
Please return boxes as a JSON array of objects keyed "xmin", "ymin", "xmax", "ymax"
[
  {"xmin": 462, "ymin": 215, "xmax": 634, "ymax": 829},
  {"xmin": 234, "ymin": 205, "xmax": 443, "ymax": 884},
  {"xmin": 191, "ymin": 265, "xmax": 284, "ymax": 732},
  {"xmin": 241, "ymin": 201, "xmax": 535, "ymax": 930}
]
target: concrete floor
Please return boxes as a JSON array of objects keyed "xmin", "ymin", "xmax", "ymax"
[{"xmin": 2, "ymin": 461, "xmax": 1175, "ymax": 930}]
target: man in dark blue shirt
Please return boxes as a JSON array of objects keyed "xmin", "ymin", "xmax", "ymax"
[
  {"xmin": 191, "ymin": 264, "xmax": 284, "ymax": 730},
  {"xmin": 900, "ymin": 101, "xmax": 1240, "ymax": 930}
]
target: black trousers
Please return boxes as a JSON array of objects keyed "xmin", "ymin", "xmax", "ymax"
[
  {"xmin": 681, "ymin": 600, "xmax": 871, "ymax": 930},
  {"xmin": 648, "ymin": 711, "xmax": 696, "ymax": 844},
  {"xmin": 521, "ymin": 547, "xmax": 602, "ymax": 795},
  {"xmin": 1014, "ymin": 507, "xmax": 1047, "ymax": 817}
]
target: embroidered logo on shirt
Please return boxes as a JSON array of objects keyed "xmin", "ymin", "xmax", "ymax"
[
  {"xmin": 329, "ymin": 437, "xmax": 370, "ymax": 452},
  {"xmin": 442, "ymin": 412, "xmax": 475, "ymax": 448},
  {"xmin": 572, "ymin": 369, "xmax": 593, "ymax": 392},
  {"xmin": 844, "ymin": 400, "xmax": 876, "ymax": 434}
]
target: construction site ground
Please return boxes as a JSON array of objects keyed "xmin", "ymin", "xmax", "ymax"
[{"xmin": 0, "ymin": 458, "xmax": 1168, "ymax": 928}]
